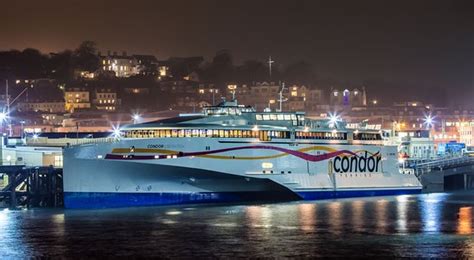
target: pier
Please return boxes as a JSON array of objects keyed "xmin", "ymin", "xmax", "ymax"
[
  {"xmin": 413, "ymin": 156, "xmax": 474, "ymax": 192},
  {"xmin": 0, "ymin": 165, "xmax": 63, "ymax": 208}
]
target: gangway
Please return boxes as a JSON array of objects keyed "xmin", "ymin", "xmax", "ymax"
[
  {"xmin": 409, "ymin": 156, "xmax": 474, "ymax": 192},
  {"xmin": 412, "ymin": 156, "xmax": 474, "ymax": 177}
]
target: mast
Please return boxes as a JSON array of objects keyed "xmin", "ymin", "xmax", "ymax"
[
  {"xmin": 277, "ymin": 82, "xmax": 288, "ymax": 112},
  {"xmin": 268, "ymin": 56, "xmax": 274, "ymax": 78},
  {"xmin": 5, "ymin": 80, "xmax": 11, "ymax": 136}
]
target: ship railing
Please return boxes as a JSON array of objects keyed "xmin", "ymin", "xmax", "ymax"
[{"xmin": 26, "ymin": 137, "xmax": 117, "ymax": 146}]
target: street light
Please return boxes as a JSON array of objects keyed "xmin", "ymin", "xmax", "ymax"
[
  {"xmin": 268, "ymin": 99, "xmax": 275, "ymax": 110},
  {"xmin": 227, "ymin": 84, "xmax": 237, "ymax": 100},
  {"xmin": 0, "ymin": 112, "xmax": 7, "ymax": 122},
  {"xmin": 424, "ymin": 114, "xmax": 435, "ymax": 129}
]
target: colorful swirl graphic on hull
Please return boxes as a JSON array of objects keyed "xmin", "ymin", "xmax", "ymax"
[{"xmin": 105, "ymin": 145, "xmax": 380, "ymax": 164}]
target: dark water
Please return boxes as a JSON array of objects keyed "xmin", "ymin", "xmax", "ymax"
[{"xmin": 1, "ymin": 192, "xmax": 473, "ymax": 258}]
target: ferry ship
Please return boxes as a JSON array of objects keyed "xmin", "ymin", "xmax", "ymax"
[{"xmin": 63, "ymin": 100, "xmax": 422, "ymax": 208}]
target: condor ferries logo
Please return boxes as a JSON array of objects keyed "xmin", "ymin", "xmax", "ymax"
[{"xmin": 332, "ymin": 151, "xmax": 382, "ymax": 173}]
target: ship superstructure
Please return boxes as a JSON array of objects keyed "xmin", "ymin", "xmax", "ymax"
[{"xmin": 63, "ymin": 100, "xmax": 421, "ymax": 208}]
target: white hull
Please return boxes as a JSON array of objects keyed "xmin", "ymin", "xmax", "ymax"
[{"xmin": 63, "ymin": 137, "xmax": 422, "ymax": 208}]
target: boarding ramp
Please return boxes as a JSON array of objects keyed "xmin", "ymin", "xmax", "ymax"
[{"xmin": 410, "ymin": 156, "xmax": 474, "ymax": 192}]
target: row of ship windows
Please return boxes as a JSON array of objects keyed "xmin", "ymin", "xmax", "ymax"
[
  {"xmin": 256, "ymin": 114, "xmax": 301, "ymax": 121},
  {"xmin": 123, "ymin": 129, "xmax": 290, "ymax": 140},
  {"xmin": 353, "ymin": 133, "xmax": 383, "ymax": 140},
  {"xmin": 295, "ymin": 131, "xmax": 346, "ymax": 140},
  {"xmin": 295, "ymin": 132, "xmax": 381, "ymax": 140},
  {"xmin": 122, "ymin": 129, "xmax": 381, "ymax": 141}
]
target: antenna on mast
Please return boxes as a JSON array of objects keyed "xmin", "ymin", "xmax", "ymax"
[
  {"xmin": 5, "ymin": 80, "xmax": 12, "ymax": 136},
  {"xmin": 277, "ymin": 82, "xmax": 288, "ymax": 112},
  {"xmin": 268, "ymin": 56, "xmax": 274, "ymax": 77}
]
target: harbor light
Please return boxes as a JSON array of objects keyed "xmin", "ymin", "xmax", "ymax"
[{"xmin": 0, "ymin": 112, "xmax": 8, "ymax": 122}]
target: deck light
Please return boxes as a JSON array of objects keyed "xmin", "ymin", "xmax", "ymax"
[
  {"xmin": 112, "ymin": 126, "xmax": 122, "ymax": 139},
  {"xmin": 132, "ymin": 113, "xmax": 141, "ymax": 124},
  {"xmin": 328, "ymin": 112, "xmax": 340, "ymax": 128}
]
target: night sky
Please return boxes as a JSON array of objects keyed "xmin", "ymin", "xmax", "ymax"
[{"xmin": 1, "ymin": 0, "xmax": 473, "ymax": 105}]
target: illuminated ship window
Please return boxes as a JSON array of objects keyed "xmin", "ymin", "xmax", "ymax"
[{"xmin": 122, "ymin": 128, "xmax": 291, "ymax": 140}]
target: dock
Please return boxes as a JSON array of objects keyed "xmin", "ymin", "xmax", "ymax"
[{"xmin": 0, "ymin": 165, "xmax": 63, "ymax": 208}]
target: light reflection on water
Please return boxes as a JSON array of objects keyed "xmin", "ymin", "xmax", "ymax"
[
  {"xmin": 0, "ymin": 191, "xmax": 473, "ymax": 258},
  {"xmin": 375, "ymin": 199, "xmax": 388, "ymax": 234},
  {"xmin": 421, "ymin": 193, "xmax": 447, "ymax": 233},
  {"xmin": 351, "ymin": 200, "xmax": 365, "ymax": 232},
  {"xmin": 458, "ymin": 207, "xmax": 472, "ymax": 235},
  {"xmin": 396, "ymin": 195, "xmax": 409, "ymax": 233},
  {"xmin": 298, "ymin": 203, "xmax": 316, "ymax": 232}
]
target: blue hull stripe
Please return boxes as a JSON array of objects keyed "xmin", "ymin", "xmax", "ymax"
[
  {"xmin": 64, "ymin": 188, "xmax": 422, "ymax": 209},
  {"xmin": 296, "ymin": 188, "xmax": 421, "ymax": 200}
]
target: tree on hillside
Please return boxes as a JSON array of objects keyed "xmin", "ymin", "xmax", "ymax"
[
  {"xmin": 283, "ymin": 61, "xmax": 315, "ymax": 85},
  {"xmin": 201, "ymin": 49, "xmax": 235, "ymax": 86},
  {"xmin": 236, "ymin": 60, "xmax": 268, "ymax": 83},
  {"xmin": 167, "ymin": 57, "xmax": 204, "ymax": 78},
  {"xmin": 48, "ymin": 50, "xmax": 74, "ymax": 82},
  {"xmin": 72, "ymin": 41, "xmax": 100, "ymax": 72},
  {"xmin": 0, "ymin": 49, "xmax": 48, "ymax": 78}
]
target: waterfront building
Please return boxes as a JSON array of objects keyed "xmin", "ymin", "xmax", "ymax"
[
  {"xmin": 65, "ymin": 88, "xmax": 91, "ymax": 112},
  {"xmin": 100, "ymin": 51, "xmax": 139, "ymax": 78},
  {"xmin": 459, "ymin": 121, "xmax": 474, "ymax": 147},
  {"xmin": 329, "ymin": 88, "xmax": 367, "ymax": 107},
  {"xmin": 41, "ymin": 113, "xmax": 64, "ymax": 126},
  {"xmin": 305, "ymin": 88, "xmax": 325, "ymax": 111},
  {"xmin": 18, "ymin": 100, "xmax": 65, "ymax": 113},
  {"xmin": 0, "ymin": 141, "xmax": 63, "ymax": 167},
  {"xmin": 93, "ymin": 88, "xmax": 121, "ymax": 112},
  {"xmin": 133, "ymin": 54, "xmax": 159, "ymax": 76},
  {"xmin": 392, "ymin": 130, "xmax": 436, "ymax": 160}
]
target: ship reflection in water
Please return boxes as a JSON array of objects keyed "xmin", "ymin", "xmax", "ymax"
[{"xmin": 0, "ymin": 192, "xmax": 473, "ymax": 258}]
